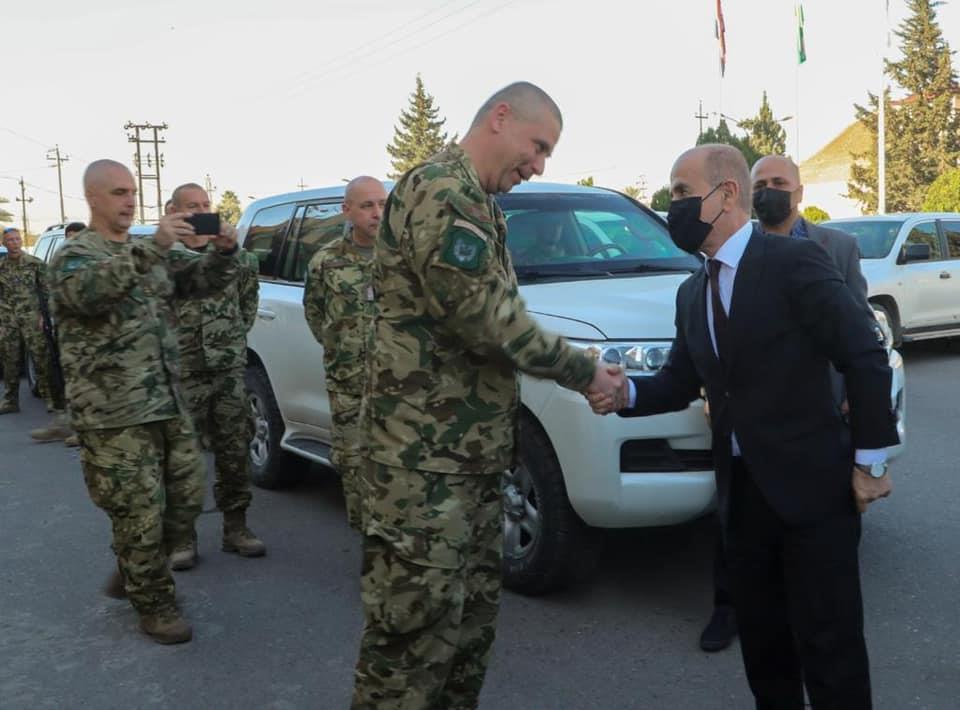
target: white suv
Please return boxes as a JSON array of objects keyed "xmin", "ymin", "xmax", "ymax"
[
  {"xmin": 824, "ymin": 213, "xmax": 960, "ymax": 345},
  {"xmin": 239, "ymin": 183, "xmax": 906, "ymax": 594}
]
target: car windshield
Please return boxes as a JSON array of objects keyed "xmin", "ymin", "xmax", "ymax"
[
  {"xmin": 822, "ymin": 219, "xmax": 906, "ymax": 258},
  {"xmin": 495, "ymin": 191, "xmax": 700, "ymax": 282}
]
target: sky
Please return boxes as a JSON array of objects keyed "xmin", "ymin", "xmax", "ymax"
[{"xmin": 2, "ymin": 0, "xmax": 959, "ymax": 231}]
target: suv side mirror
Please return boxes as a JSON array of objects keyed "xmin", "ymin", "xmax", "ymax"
[{"xmin": 899, "ymin": 242, "xmax": 931, "ymax": 264}]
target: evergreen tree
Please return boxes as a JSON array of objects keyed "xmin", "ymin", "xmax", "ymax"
[
  {"xmin": 0, "ymin": 196, "xmax": 13, "ymax": 224},
  {"xmin": 651, "ymin": 186, "xmax": 671, "ymax": 211},
  {"xmin": 697, "ymin": 119, "xmax": 761, "ymax": 167},
  {"xmin": 217, "ymin": 190, "xmax": 243, "ymax": 226},
  {"xmin": 386, "ymin": 74, "xmax": 450, "ymax": 179},
  {"xmin": 922, "ymin": 167, "xmax": 960, "ymax": 211},
  {"xmin": 740, "ymin": 91, "xmax": 787, "ymax": 157},
  {"xmin": 848, "ymin": 0, "xmax": 960, "ymax": 213}
]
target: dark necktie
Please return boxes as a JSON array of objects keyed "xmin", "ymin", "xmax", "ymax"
[{"xmin": 708, "ymin": 259, "xmax": 729, "ymax": 362}]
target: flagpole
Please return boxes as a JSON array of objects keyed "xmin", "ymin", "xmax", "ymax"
[{"xmin": 878, "ymin": 0, "xmax": 888, "ymax": 214}]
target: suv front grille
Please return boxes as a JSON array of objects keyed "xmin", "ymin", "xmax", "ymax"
[{"xmin": 620, "ymin": 439, "xmax": 713, "ymax": 473}]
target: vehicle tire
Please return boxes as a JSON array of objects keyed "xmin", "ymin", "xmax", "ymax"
[
  {"xmin": 871, "ymin": 302, "xmax": 901, "ymax": 348},
  {"xmin": 245, "ymin": 365, "xmax": 303, "ymax": 489},
  {"xmin": 25, "ymin": 349, "xmax": 40, "ymax": 397},
  {"xmin": 502, "ymin": 414, "xmax": 601, "ymax": 596}
]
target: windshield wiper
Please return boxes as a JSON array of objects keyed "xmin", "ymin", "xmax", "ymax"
[
  {"xmin": 516, "ymin": 267, "xmax": 596, "ymax": 280},
  {"xmin": 602, "ymin": 264, "xmax": 697, "ymax": 275}
]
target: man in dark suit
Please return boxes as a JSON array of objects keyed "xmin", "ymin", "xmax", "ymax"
[
  {"xmin": 591, "ymin": 144, "xmax": 897, "ymax": 709},
  {"xmin": 698, "ymin": 154, "xmax": 881, "ymax": 652}
]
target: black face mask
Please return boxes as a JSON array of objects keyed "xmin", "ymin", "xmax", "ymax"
[
  {"xmin": 753, "ymin": 187, "xmax": 793, "ymax": 226},
  {"xmin": 667, "ymin": 184, "xmax": 724, "ymax": 254}
]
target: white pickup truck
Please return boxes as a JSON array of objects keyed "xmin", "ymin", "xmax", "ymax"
[{"xmin": 238, "ymin": 182, "xmax": 906, "ymax": 594}]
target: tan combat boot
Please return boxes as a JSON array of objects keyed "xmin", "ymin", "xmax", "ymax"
[
  {"xmin": 103, "ymin": 567, "xmax": 126, "ymax": 599},
  {"xmin": 30, "ymin": 412, "xmax": 73, "ymax": 443},
  {"xmin": 222, "ymin": 511, "xmax": 267, "ymax": 557},
  {"xmin": 169, "ymin": 537, "xmax": 198, "ymax": 571},
  {"xmin": 139, "ymin": 611, "xmax": 193, "ymax": 644},
  {"xmin": 0, "ymin": 400, "xmax": 19, "ymax": 415}
]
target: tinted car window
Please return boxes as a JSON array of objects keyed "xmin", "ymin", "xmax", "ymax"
[
  {"xmin": 822, "ymin": 219, "xmax": 906, "ymax": 259},
  {"xmin": 942, "ymin": 221, "xmax": 960, "ymax": 259},
  {"xmin": 905, "ymin": 222, "xmax": 942, "ymax": 260},
  {"xmin": 277, "ymin": 202, "xmax": 344, "ymax": 283},
  {"xmin": 244, "ymin": 204, "xmax": 296, "ymax": 277},
  {"xmin": 496, "ymin": 192, "xmax": 698, "ymax": 281},
  {"xmin": 33, "ymin": 236, "xmax": 54, "ymax": 262}
]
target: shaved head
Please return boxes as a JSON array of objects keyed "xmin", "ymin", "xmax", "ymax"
[
  {"xmin": 171, "ymin": 182, "xmax": 206, "ymax": 209},
  {"xmin": 83, "ymin": 159, "xmax": 133, "ymax": 194},
  {"xmin": 471, "ymin": 81, "xmax": 563, "ymax": 130},
  {"xmin": 342, "ymin": 175, "xmax": 387, "ymax": 246},
  {"xmin": 673, "ymin": 144, "xmax": 752, "ymax": 212},
  {"xmin": 344, "ymin": 175, "xmax": 383, "ymax": 204},
  {"xmin": 752, "ymin": 155, "xmax": 800, "ymax": 184},
  {"xmin": 83, "ymin": 158, "xmax": 137, "ymax": 240}
]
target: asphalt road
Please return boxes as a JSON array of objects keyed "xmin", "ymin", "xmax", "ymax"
[{"xmin": 1, "ymin": 341, "xmax": 958, "ymax": 709}]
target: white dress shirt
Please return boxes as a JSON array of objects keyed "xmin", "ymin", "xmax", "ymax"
[{"xmin": 627, "ymin": 220, "xmax": 885, "ymax": 465}]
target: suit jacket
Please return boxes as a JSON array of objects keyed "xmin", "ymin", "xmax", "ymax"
[{"xmin": 622, "ymin": 228, "xmax": 899, "ymax": 526}]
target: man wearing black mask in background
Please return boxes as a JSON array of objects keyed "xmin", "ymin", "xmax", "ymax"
[{"xmin": 697, "ymin": 153, "xmax": 879, "ymax": 653}]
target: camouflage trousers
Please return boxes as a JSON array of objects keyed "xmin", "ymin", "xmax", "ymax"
[
  {"xmin": 180, "ymin": 368, "xmax": 253, "ymax": 514},
  {"xmin": 79, "ymin": 417, "xmax": 205, "ymax": 616},
  {"xmin": 0, "ymin": 314, "xmax": 59, "ymax": 409},
  {"xmin": 329, "ymin": 389, "xmax": 365, "ymax": 531},
  {"xmin": 352, "ymin": 464, "xmax": 503, "ymax": 710}
]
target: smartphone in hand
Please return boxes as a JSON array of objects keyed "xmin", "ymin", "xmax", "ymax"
[{"xmin": 185, "ymin": 212, "xmax": 221, "ymax": 236}]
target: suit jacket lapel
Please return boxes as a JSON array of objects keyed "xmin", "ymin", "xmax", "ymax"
[{"xmin": 726, "ymin": 229, "xmax": 765, "ymax": 370}]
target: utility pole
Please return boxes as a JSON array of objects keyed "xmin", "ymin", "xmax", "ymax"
[
  {"xmin": 124, "ymin": 122, "xmax": 168, "ymax": 223},
  {"xmin": 877, "ymin": 0, "xmax": 890, "ymax": 215},
  {"xmin": 204, "ymin": 173, "xmax": 217, "ymax": 204},
  {"xmin": 46, "ymin": 145, "xmax": 70, "ymax": 223},
  {"xmin": 16, "ymin": 177, "xmax": 33, "ymax": 237},
  {"xmin": 695, "ymin": 99, "xmax": 710, "ymax": 142},
  {"xmin": 297, "ymin": 177, "xmax": 307, "ymax": 191}
]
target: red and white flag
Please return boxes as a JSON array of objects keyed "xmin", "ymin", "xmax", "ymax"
[{"xmin": 715, "ymin": 0, "xmax": 727, "ymax": 77}]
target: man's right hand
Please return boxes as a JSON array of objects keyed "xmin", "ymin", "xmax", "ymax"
[
  {"xmin": 586, "ymin": 365, "xmax": 628, "ymax": 415},
  {"xmin": 154, "ymin": 212, "xmax": 196, "ymax": 249}
]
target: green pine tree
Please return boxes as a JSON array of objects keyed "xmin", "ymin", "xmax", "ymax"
[
  {"xmin": 217, "ymin": 190, "xmax": 243, "ymax": 226},
  {"xmin": 386, "ymin": 74, "xmax": 450, "ymax": 179},
  {"xmin": 0, "ymin": 196, "xmax": 13, "ymax": 224},
  {"xmin": 740, "ymin": 91, "xmax": 787, "ymax": 157},
  {"xmin": 697, "ymin": 119, "xmax": 761, "ymax": 167},
  {"xmin": 650, "ymin": 186, "xmax": 671, "ymax": 211},
  {"xmin": 848, "ymin": 0, "xmax": 960, "ymax": 213}
]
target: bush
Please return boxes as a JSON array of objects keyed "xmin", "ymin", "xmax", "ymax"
[
  {"xmin": 801, "ymin": 205, "xmax": 831, "ymax": 223},
  {"xmin": 922, "ymin": 169, "xmax": 960, "ymax": 212}
]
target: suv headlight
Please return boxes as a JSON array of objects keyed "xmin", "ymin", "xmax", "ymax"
[
  {"xmin": 872, "ymin": 309, "xmax": 893, "ymax": 352},
  {"xmin": 570, "ymin": 341, "xmax": 673, "ymax": 373}
]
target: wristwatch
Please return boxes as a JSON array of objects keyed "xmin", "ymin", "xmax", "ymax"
[{"xmin": 855, "ymin": 462, "xmax": 888, "ymax": 479}]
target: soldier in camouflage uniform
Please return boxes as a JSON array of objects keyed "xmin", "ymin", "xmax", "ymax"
[
  {"xmin": 0, "ymin": 227, "xmax": 64, "ymax": 415},
  {"xmin": 303, "ymin": 176, "xmax": 387, "ymax": 531},
  {"xmin": 353, "ymin": 83, "xmax": 621, "ymax": 709},
  {"xmin": 50, "ymin": 160, "xmax": 240, "ymax": 644},
  {"xmin": 167, "ymin": 183, "xmax": 265, "ymax": 569}
]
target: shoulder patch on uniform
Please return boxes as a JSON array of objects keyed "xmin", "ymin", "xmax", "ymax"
[
  {"xmin": 60, "ymin": 256, "xmax": 90, "ymax": 273},
  {"xmin": 442, "ymin": 220, "xmax": 488, "ymax": 271}
]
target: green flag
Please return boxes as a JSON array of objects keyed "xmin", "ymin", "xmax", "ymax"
[{"xmin": 796, "ymin": 2, "xmax": 807, "ymax": 64}]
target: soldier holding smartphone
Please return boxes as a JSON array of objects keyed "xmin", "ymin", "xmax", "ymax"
[{"xmin": 166, "ymin": 182, "xmax": 265, "ymax": 570}]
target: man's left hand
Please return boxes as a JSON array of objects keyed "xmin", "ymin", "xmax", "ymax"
[
  {"xmin": 852, "ymin": 466, "xmax": 892, "ymax": 513},
  {"xmin": 212, "ymin": 222, "xmax": 238, "ymax": 252}
]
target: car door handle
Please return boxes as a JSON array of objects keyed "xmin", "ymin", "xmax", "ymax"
[
  {"xmin": 940, "ymin": 272, "xmax": 951, "ymax": 279},
  {"xmin": 257, "ymin": 308, "xmax": 276, "ymax": 320}
]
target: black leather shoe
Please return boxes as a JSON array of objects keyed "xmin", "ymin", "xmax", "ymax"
[{"xmin": 699, "ymin": 605, "xmax": 737, "ymax": 652}]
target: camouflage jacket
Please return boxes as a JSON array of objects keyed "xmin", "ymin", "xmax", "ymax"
[
  {"xmin": 49, "ymin": 229, "xmax": 238, "ymax": 431},
  {"xmin": 366, "ymin": 143, "xmax": 596, "ymax": 474},
  {"xmin": 175, "ymin": 247, "xmax": 259, "ymax": 373},
  {"xmin": 0, "ymin": 252, "xmax": 47, "ymax": 324},
  {"xmin": 303, "ymin": 229, "xmax": 375, "ymax": 395}
]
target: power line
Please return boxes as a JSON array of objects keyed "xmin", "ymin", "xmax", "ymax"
[
  {"xmin": 281, "ymin": 0, "xmax": 486, "ymax": 101},
  {"xmin": 294, "ymin": 0, "xmax": 521, "ymax": 91},
  {"xmin": 125, "ymin": 122, "xmax": 168, "ymax": 224}
]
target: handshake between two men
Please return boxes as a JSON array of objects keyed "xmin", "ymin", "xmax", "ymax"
[{"xmin": 584, "ymin": 363, "xmax": 630, "ymax": 416}]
